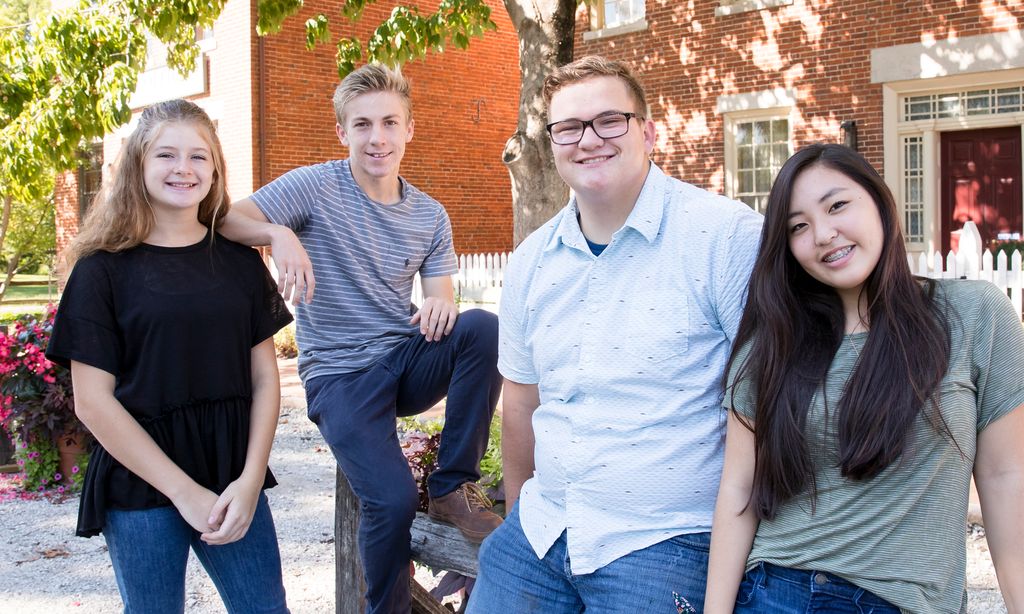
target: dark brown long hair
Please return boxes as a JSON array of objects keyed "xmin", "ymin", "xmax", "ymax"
[{"xmin": 728, "ymin": 144, "xmax": 951, "ymax": 521}]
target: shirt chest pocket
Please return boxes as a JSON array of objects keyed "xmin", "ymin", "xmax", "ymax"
[
  {"xmin": 383, "ymin": 244, "xmax": 426, "ymax": 287},
  {"xmin": 623, "ymin": 296, "xmax": 689, "ymax": 362}
]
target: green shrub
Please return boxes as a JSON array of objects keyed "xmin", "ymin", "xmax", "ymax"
[
  {"xmin": 14, "ymin": 434, "xmax": 59, "ymax": 492},
  {"xmin": 274, "ymin": 323, "xmax": 298, "ymax": 358},
  {"xmin": 479, "ymin": 414, "xmax": 502, "ymax": 488},
  {"xmin": 994, "ymin": 240, "xmax": 1024, "ymax": 262},
  {"xmin": 0, "ymin": 306, "xmax": 46, "ymax": 327}
]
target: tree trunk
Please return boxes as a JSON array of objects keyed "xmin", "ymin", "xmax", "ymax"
[
  {"xmin": 502, "ymin": 0, "xmax": 577, "ymax": 245},
  {"xmin": 0, "ymin": 194, "xmax": 13, "ymax": 301},
  {"xmin": 0, "ymin": 249, "xmax": 22, "ymax": 304}
]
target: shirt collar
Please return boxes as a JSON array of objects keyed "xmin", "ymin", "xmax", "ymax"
[{"xmin": 544, "ymin": 162, "xmax": 667, "ymax": 253}]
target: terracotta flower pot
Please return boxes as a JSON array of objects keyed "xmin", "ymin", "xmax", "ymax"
[{"xmin": 56, "ymin": 433, "xmax": 87, "ymax": 483}]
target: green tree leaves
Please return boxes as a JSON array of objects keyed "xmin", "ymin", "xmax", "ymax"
[{"xmin": 305, "ymin": 0, "xmax": 497, "ymax": 77}]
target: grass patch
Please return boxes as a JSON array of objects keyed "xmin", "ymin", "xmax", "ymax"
[
  {"xmin": 0, "ymin": 304, "xmax": 48, "ymax": 326},
  {"xmin": 4, "ymin": 284, "xmax": 56, "ymax": 303},
  {"xmin": 1, "ymin": 274, "xmax": 58, "ymax": 306}
]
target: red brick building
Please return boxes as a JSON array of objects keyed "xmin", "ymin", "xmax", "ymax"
[
  {"xmin": 579, "ymin": 0, "xmax": 1024, "ymax": 256},
  {"xmin": 56, "ymin": 0, "xmax": 519, "ymax": 256},
  {"xmin": 58, "ymin": 1, "xmax": 1024, "ymax": 261}
]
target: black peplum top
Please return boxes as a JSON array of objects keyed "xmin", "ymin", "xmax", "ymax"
[{"xmin": 46, "ymin": 231, "xmax": 293, "ymax": 537}]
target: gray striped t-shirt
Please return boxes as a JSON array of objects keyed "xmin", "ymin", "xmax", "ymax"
[
  {"xmin": 726, "ymin": 279, "xmax": 1024, "ymax": 613},
  {"xmin": 251, "ymin": 159, "xmax": 457, "ymax": 381}
]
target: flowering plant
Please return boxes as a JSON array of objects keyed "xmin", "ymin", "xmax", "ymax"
[
  {"xmin": 0, "ymin": 305, "xmax": 82, "ymax": 445},
  {"xmin": 8, "ymin": 435, "xmax": 89, "ymax": 496}
]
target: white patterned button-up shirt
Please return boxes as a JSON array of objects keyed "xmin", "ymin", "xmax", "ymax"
[{"xmin": 499, "ymin": 163, "xmax": 763, "ymax": 574}]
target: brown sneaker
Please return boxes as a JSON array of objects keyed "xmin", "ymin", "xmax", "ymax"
[{"xmin": 428, "ymin": 482, "xmax": 503, "ymax": 543}]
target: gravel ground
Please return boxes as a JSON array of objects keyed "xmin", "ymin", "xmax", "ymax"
[{"xmin": 0, "ymin": 359, "xmax": 1009, "ymax": 613}]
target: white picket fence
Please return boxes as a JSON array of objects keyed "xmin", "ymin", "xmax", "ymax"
[
  {"xmin": 908, "ymin": 248, "xmax": 1024, "ymax": 319},
  {"xmin": 907, "ymin": 222, "xmax": 1024, "ymax": 320},
  {"xmin": 412, "ymin": 252, "xmax": 511, "ymax": 310},
  {"xmin": 412, "ymin": 225, "xmax": 1024, "ymax": 321}
]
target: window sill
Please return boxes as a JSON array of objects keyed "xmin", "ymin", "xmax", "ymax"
[
  {"xmin": 715, "ymin": 0, "xmax": 792, "ymax": 17},
  {"xmin": 583, "ymin": 19, "xmax": 648, "ymax": 42}
]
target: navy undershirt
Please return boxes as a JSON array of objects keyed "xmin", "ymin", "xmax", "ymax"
[{"xmin": 585, "ymin": 237, "xmax": 608, "ymax": 256}]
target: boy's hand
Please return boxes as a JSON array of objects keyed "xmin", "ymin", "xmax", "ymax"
[
  {"xmin": 270, "ymin": 226, "xmax": 315, "ymax": 305},
  {"xmin": 411, "ymin": 297, "xmax": 458, "ymax": 342}
]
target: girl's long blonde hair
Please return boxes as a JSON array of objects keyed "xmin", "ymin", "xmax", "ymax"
[{"xmin": 63, "ymin": 99, "xmax": 230, "ymax": 273}]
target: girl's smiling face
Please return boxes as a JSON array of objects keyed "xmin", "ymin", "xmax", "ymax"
[
  {"xmin": 143, "ymin": 122, "xmax": 214, "ymax": 215},
  {"xmin": 787, "ymin": 163, "xmax": 884, "ymax": 310}
]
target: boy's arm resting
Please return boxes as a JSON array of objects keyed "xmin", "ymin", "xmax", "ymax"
[
  {"xmin": 501, "ymin": 380, "xmax": 540, "ymax": 510},
  {"xmin": 974, "ymin": 403, "xmax": 1024, "ymax": 609},
  {"xmin": 201, "ymin": 338, "xmax": 281, "ymax": 545},
  {"xmin": 220, "ymin": 198, "xmax": 315, "ymax": 304},
  {"xmin": 411, "ymin": 274, "xmax": 457, "ymax": 342},
  {"xmin": 70, "ymin": 361, "xmax": 219, "ymax": 533},
  {"xmin": 705, "ymin": 411, "xmax": 759, "ymax": 613}
]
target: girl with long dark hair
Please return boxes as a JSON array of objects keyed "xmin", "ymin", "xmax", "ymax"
[
  {"xmin": 705, "ymin": 144, "xmax": 1024, "ymax": 612},
  {"xmin": 47, "ymin": 99, "xmax": 293, "ymax": 613}
]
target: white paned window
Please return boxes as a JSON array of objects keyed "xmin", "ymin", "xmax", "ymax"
[
  {"xmin": 734, "ymin": 118, "xmax": 790, "ymax": 212},
  {"xmin": 902, "ymin": 136, "xmax": 925, "ymax": 244},
  {"xmin": 903, "ymin": 86, "xmax": 1024, "ymax": 121},
  {"xmin": 592, "ymin": 0, "xmax": 645, "ymax": 30}
]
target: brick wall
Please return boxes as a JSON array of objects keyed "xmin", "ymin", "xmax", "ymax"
[
  {"xmin": 576, "ymin": 0, "xmax": 1023, "ymax": 190},
  {"xmin": 54, "ymin": 171, "xmax": 79, "ymax": 257},
  {"xmin": 55, "ymin": 0, "xmax": 519, "ymax": 260},
  {"xmin": 255, "ymin": 0, "xmax": 519, "ymax": 253}
]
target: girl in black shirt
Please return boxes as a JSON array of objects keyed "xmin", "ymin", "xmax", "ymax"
[{"xmin": 47, "ymin": 99, "xmax": 292, "ymax": 613}]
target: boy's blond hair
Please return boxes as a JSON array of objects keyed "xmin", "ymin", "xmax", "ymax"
[{"xmin": 332, "ymin": 64, "xmax": 412, "ymax": 125}]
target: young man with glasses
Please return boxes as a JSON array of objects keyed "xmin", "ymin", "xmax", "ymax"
[
  {"xmin": 217, "ymin": 63, "xmax": 503, "ymax": 614},
  {"xmin": 468, "ymin": 56, "xmax": 763, "ymax": 611}
]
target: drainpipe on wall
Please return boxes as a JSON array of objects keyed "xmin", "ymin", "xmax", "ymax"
[{"xmin": 257, "ymin": 34, "xmax": 267, "ymax": 188}]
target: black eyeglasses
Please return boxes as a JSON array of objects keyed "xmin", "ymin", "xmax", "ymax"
[{"xmin": 546, "ymin": 112, "xmax": 642, "ymax": 145}]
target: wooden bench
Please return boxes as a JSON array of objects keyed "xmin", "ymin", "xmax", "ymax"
[{"xmin": 335, "ymin": 468, "xmax": 481, "ymax": 613}]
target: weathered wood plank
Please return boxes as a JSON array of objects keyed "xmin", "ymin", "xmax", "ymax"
[
  {"xmin": 410, "ymin": 513, "xmax": 480, "ymax": 578},
  {"xmin": 336, "ymin": 472, "xmax": 481, "ymax": 613},
  {"xmin": 335, "ymin": 467, "xmax": 367, "ymax": 613},
  {"xmin": 411, "ymin": 578, "xmax": 451, "ymax": 614}
]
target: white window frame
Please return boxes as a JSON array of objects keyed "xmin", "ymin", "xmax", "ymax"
[
  {"xmin": 880, "ymin": 68, "xmax": 1024, "ymax": 256},
  {"xmin": 584, "ymin": 0, "xmax": 647, "ymax": 41},
  {"xmin": 720, "ymin": 97, "xmax": 795, "ymax": 212},
  {"xmin": 715, "ymin": 0, "xmax": 793, "ymax": 17}
]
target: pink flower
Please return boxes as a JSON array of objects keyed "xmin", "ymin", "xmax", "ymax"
[
  {"xmin": 71, "ymin": 465, "xmax": 80, "ymax": 474},
  {"xmin": 57, "ymin": 486, "xmax": 65, "ymax": 494},
  {"xmin": 53, "ymin": 473, "xmax": 62, "ymax": 481}
]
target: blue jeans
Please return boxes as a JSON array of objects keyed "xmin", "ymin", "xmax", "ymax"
[
  {"xmin": 734, "ymin": 562, "xmax": 900, "ymax": 613},
  {"xmin": 103, "ymin": 492, "xmax": 288, "ymax": 614},
  {"xmin": 305, "ymin": 309, "xmax": 501, "ymax": 614},
  {"xmin": 467, "ymin": 502, "xmax": 710, "ymax": 613}
]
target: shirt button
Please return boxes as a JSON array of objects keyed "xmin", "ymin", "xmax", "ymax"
[{"xmin": 814, "ymin": 573, "xmax": 828, "ymax": 585}]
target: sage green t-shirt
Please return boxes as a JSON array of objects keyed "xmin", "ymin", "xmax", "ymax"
[{"xmin": 725, "ymin": 280, "xmax": 1024, "ymax": 614}]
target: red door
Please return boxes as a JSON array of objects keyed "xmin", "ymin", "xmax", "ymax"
[{"xmin": 940, "ymin": 127, "xmax": 1023, "ymax": 253}]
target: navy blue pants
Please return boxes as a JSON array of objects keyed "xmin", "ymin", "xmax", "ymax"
[{"xmin": 305, "ymin": 309, "xmax": 501, "ymax": 614}]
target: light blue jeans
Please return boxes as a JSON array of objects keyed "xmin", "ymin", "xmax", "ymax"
[
  {"xmin": 103, "ymin": 492, "xmax": 289, "ymax": 614},
  {"xmin": 467, "ymin": 502, "xmax": 710, "ymax": 613},
  {"xmin": 734, "ymin": 562, "xmax": 900, "ymax": 613}
]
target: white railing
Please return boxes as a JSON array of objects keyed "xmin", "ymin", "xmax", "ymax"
[
  {"xmin": 412, "ymin": 252, "xmax": 511, "ymax": 310},
  {"xmin": 907, "ymin": 222, "xmax": 1024, "ymax": 320}
]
